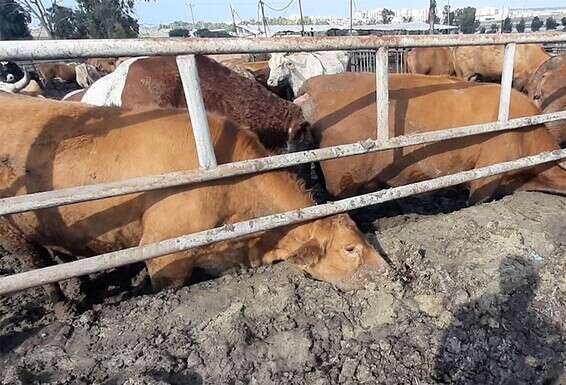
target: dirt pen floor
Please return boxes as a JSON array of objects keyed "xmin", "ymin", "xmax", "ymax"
[{"xmin": 0, "ymin": 190, "xmax": 565, "ymax": 385}]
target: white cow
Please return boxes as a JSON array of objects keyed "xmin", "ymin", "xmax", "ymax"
[{"xmin": 267, "ymin": 51, "xmax": 350, "ymax": 97}]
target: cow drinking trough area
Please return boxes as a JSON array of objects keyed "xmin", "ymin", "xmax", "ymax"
[{"xmin": 1, "ymin": 190, "xmax": 564, "ymax": 385}]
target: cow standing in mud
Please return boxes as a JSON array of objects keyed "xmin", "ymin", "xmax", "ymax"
[
  {"xmin": 0, "ymin": 95, "xmax": 387, "ymax": 311},
  {"xmin": 296, "ymin": 73, "xmax": 566, "ymax": 203}
]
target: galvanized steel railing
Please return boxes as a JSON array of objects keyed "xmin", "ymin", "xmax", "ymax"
[{"xmin": 0, "ymin": 32, "xmax": 565, "ymax": 295}]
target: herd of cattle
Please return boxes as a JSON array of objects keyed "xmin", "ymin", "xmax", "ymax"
[{"xmin": 0, "ymin": 42, "xmax": 565, "ymax": 310}]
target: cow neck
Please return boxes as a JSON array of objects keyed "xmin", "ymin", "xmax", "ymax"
[{"xmin": 246, "ymin": 170, "xmax": 316, "ymax": 248}]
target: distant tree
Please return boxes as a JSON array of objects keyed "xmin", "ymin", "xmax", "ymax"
[
  {"xmin": 0, "ymin": 0, "xmax": 31, "ymax": 40},
  {"xmin": 488, "ymin": 23, "xmax": 499, "ymax": 33},
  {"xmin": 516, "ymin": 17, "xmax": 526, "ymax": 33},
  {"xmin": 169, "ymin": 28, "xmax": 191, "ymax": 37},
  {"xmin": 48, "ymin": 4, "xmax": 87, "ymax": 39},
  {"xmin": 479, "ymin": 25, "xmax": 486, "ymax": 34},
  {"xmin": 402, "ymin": 16, "xmax": 413, "ymax": 23},
  {"xmin": 502, "ymin": 17, "xmax": 512, "ymax": 32},
  {"xmin": 531, "ymin": 16, "xmax": 543, "ymax": 32},
  {"xmin": 195, "ymin": 28, "xmax": 232, "ymax": 38},
  {"xmin": 15, "ymin": 0, "xmax": 148, "ymax": 39},
  {"xmin": 381, "ymin": 8, "xmax": 394, "ymax": 24},
  {"xmin": 546, "ymin": 17, "xmax": 557, "ymax": 30},
  {"xmin": 453, "ymin": 7, "xmax": 478, "ymax": 34},
  {"xmin": 75, "ymin": 0, "xmax": 139, "ymax": 39},
  {"xmin": 562, "ymin": 16, "xmax": 566, "ymax": 28}
]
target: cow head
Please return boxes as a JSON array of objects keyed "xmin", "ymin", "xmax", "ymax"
[
  {"xmin": 267, "ymin": 53, "xmax": 295, "ymax": 88},
  {"xmin": 0, "ymin": 61, "xmax": 30, "ymax": 93},
  {"xmin": 0, "ymin": 61, "xmax": 24, "ymax": 84},
  {"xmin": 286, "ymin": 214, "xmax": 388, "ymax": 289}
]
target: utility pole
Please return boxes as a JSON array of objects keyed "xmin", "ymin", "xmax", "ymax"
[
  {"xmin": 230, "ymin": 4, "xmax": 238, "ymax": 36},
  {"xmin": 259, "ymin": 0, "xmax": 269, "ymax": 37},
  {"xmin": 428, "ymin": 0, "xmax": 436, "ymax": 33},
  {"xmin": 298, "ymin": 0, "xmax": 305, "ymax": 36},
  {"xmin": 187, "ymin": 2, "xmax": 196, "ymax": 31},
  {"xmin": 349, "ymin": 0, "xmax": 353, "ymax": 36}
]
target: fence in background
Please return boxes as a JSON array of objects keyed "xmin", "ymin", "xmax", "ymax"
[
  {"xmin": 0, "ymin": 32, "xmax": 566, "ymax": 295},
  {"xmin": 349, "ymin": 48, "xmax": 407, "ymax": 73}
]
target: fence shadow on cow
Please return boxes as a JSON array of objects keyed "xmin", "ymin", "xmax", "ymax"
[{"xmin": 434, "ymin": 255, "xmax": 565, "ymax": 385}]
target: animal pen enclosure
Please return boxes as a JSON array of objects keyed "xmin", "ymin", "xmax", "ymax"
[{"xmin": 0, "ymin": 33, "xmax": 565, "ymax": 295}]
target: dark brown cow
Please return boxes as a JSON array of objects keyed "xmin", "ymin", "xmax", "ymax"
[{"xmin": 73, "ymin": 55, "xmax": 309, "ymax": 153}]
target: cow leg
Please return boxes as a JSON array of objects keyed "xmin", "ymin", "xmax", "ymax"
[
  {"xmin": 139, "ymin": 192, "xmax": 219, "ymax": 291},
  {"xmin": 468, "ymin": 175, "xmax": 502, "ymax": 205}
]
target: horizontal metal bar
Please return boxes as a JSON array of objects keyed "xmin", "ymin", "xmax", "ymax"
[
  {"xmin": 1, "ymin": 149, "xmax": 564, "ymax": 296},
  {"xmin": 1, "ymin": 110, "xmax": 566, "ymax": 217},
  {"xmin": 1, "ymin": 32, "xmax": 565, "ymax": 60}
]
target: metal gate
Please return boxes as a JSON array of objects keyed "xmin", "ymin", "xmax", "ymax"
[
  {"xmin": 348, "ymin": 48, "xmax": 407, "ymax": 73},
  {"xmin": 0, "ymin": 33, "xmax": 565, "ymax": 294}
]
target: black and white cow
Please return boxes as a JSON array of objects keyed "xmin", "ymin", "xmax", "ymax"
[{"xmin": 0, "ymin": 61, "xmax": 44, "ymax": 95}]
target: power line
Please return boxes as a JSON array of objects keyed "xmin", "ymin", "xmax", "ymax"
[{"xmin": 263, "ymin": 0, "xmax": 295, "ymax": 12}]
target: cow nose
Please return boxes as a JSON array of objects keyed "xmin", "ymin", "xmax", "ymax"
[
  {"xmin": 267, "ymin": 79, "xmax": 277, "ymax": 87},
  {"xmin": 6, "ymin": 74, "xmax": 15, "ymax": 83}
]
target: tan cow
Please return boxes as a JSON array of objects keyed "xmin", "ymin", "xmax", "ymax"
[
  {"xmin": 525, "ymin": 54, "xmax": 566, "ymax": 146},
  {"xmin": 75, "ymin": 63, "xmax": 102, "ymax": 88},
  {"xmin": 37, "ymin": 62, "xmax": 77, "ymax": 86},
  {"xmin": 296, "ymin": 73, "xmax": 566, "ymax": 203},
  {"xmin": 406, "ymin": 47, "xmax": 456, "ymax": 76},
  {"xmin": 0, "ymin": 95, "xmax": 386, "ymax": 296},
  {"xmin": 407, "ymin": 45, "xmax": 551, "ymax": 92},
  {"xmin": 71, "ymin": 55, "xmax": 309, "ymax": 153},
  {"xmin": 85, "ymin": 58, "xmax": 119, "ymax": 74},
  {"xmin": 453, "ymin": 44, "xmax": 551, "ymax": 91}
]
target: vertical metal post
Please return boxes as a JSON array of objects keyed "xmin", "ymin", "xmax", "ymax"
[
  {"xmin": 498, "ymin": 43, "xmax": 516, "ymax": 122},
  {"xmin": 376, "ymin": 46, "xmax": 389, "ymax": 141},
  {"xmin": 176, "ymin": 55, "xmax": 218, "ymax": 169}
]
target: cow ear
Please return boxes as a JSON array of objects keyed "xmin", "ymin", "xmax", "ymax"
[{"xmin": 288, "ymin": 239, "xmax": 322, "ymax": 267}]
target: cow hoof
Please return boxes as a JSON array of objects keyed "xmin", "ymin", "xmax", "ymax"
[{"xmin": 53, "ymin": 301, "xmax": 78, "ymax": 321}]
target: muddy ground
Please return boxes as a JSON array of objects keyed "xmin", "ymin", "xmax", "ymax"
[{"xmin": 0, "ymin": 191, "xmax": 565, "ymax": 385}]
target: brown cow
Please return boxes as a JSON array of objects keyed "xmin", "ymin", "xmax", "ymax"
[
  {"xmin": 296, "ymin": 73, "xmax": 566, "ymax": 203},
  {"xmin": 37, "ymin": 62, "xmax": 77, "ymax": 86},
  {"xmin": 407, "ymin": 45, "xmax": 551, "ymax": 92},
  {"xmin": 85, "ymin": 58, "xmax": 119, "ymax": 74},
  {"xmin": 406, "ymin": 47, "xmax": 456, "ymax": 76},
  {"xmin": 525, "ymin": 54, "xmax": 566, "ymax": 146},
  {"xmin": 453, "ymin": 44, "xmax": 551, "ymax": 91},
  {"xmin": 74, "ymin": 55, "xmax": 309, "ymax": 153},
  {"xmin": 0, "ymin": 95, "xmax": 386, "ymax": 298}
]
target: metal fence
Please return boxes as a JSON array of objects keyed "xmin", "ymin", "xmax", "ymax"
[
  {"xmin": 348, "ymin": 48, "xmax": 407, "ymax": 73},
  {"xmin": 544, "ymin": 42, "xmax": 566, "ymax": 55},
  {"xmin": 0, "ymin": 33, "xmax": 566, "ymax": 295}
]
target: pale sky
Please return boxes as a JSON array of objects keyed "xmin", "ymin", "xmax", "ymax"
[{"xmin": 59, "ymin": 0, "xmax": 564, "ymax": 25}]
